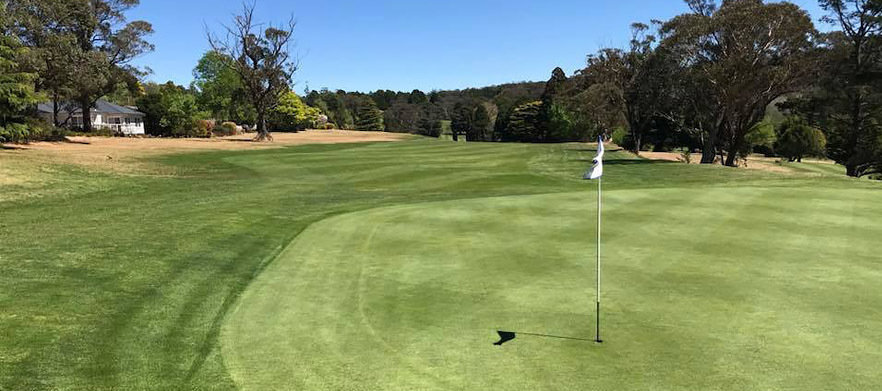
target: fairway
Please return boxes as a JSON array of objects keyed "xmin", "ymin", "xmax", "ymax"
[
  {"xmin": 3, "ymin": 139, "xmax": 881, "ymax": 390},
  {"xmin": 224, "ymin": 187, "xmax": 882, "ymax": 390}
]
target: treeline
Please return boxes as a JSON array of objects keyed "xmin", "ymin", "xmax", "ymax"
[
  {"xmin": 309, "ymin": 0, "xmax": 882, "ymax": 177},
  {"xmin": 4, "ymin": 0, "xmax": 882, "ymax": 177},
  {"xmin": 542, "ymin": 0, "xmax": 882, "ymax": 177},
  {"xmin": 302, "ymin": 81, "xmax": 545, "ymax": 139},
  {"xmin": 1, "ymin": 0, "xmax": 307, "ymax": 142}
]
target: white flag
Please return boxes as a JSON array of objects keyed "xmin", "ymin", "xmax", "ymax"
[{"xmin": 584, "ymin": 136, "xmax": 604, "ymax": 180}]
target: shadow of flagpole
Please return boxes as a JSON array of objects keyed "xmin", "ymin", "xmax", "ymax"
[{"xmin": 493, "ymin": 330, "xmax": 595, "ymax": 346}]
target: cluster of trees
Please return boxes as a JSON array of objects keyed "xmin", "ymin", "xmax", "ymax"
[
  {"xmin": 299, "ymin": 0, "xmax": 877, "ymax": 178},
  {"xmin": 541, "ymin": 0, "xmax": 882, "ymax": 176},
  {"xmin": 350, "ymin": 0, "xmax": 878, "ymax": 177},
  {"xmin": 303, "ymin": 82, "xmax": 545, "ymax": 140},
  {"xmin": 118, "ymin": 3, "xmax": 317, "ymax": 140},
  {"xmin": 2, "ymin": 0, "xmax": 152, "ymax": 140},
  {"xmin": 1, "ymin": 1, "xmax": 314, "ymax": 140}
]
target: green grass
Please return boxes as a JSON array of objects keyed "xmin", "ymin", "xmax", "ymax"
[
  {"xmin": 1, "ymin": 139, "xmax": 880, "ymax": 390},
  {"xmin": 779, "ymin": 160, "xmax": 849, "ymax": 176}
]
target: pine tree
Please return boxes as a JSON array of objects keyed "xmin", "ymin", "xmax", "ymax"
[
  {"xmin": 355, "ymin": 99, "xmax": 384, "ymax": 131},
  {"xmin": 0, "ymin": 30, "xmax": 42, "ymax": 143},
  {"xmin": 501, "ymin": 101, "xmax": 543, "ymax": 142},
  {"xmin": 539, "ymin": 67, "xmax": 568, "ymax": 142},
  {"xmin": 450, "ymin": 102, "xmax": 472, "ymax": 141},
  {"xmin": 469, "ymin": 104, "xmax": 491, "ymax": 141}
]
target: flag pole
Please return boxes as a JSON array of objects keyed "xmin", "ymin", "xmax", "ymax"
[
  {"xmin": 595, "ymin": 173, "xmax": 602, "ymax": 343},
  {"xmin": 585, "ymin": 135, "xmax": 604, "ymax": 344}
]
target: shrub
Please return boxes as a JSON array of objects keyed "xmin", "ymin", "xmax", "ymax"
[
  {"xmin": 774, "ymin": 117, "xmax": 826, "ymax": 162},
  {"xmin": 610, "ymin": 126, "xmax": 628, "ymax": 147},
  {"xmin": 193, "ymin": 119, "xmax": 212, "ymax": 138},
  {"xmin": 137, "ymin": 81, "xmax": 208, "ymax": 137},
  {"xmin": 678, "ymin": 149, "xmax": 693, "ymax": 164},
  {"xmin": 744, "ymin": 120, "xmax": 777, "ymax": 158},
  {"xmin": 214, "ymin": 121, "xmax": 238, "ymax": 136},
  {"xmin": 324, "ymin": 123, "xmax": 336, "ymax": 130},
  {"xmin": 67, "ymin": 126, "xmax": 115, "ymax": 137},
  {"xmin": 271, "ymin": 91, "xmax": 323, "ymax": 132},
  {"xmin": 0, "ymin": 119, "xmax": 72, "ymax": 143},
  {"xmin": 199, "ymin": 120, "xmax": 216, "ymax": 135},
  {"xmin": 0, "ymin": 123, "xmax": 31, "ymax": 143}
]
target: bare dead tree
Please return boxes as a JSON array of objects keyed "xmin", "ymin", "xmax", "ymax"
[{"xmin": 207, "ymin": 1, "xmax": 297, "ymax": 141}]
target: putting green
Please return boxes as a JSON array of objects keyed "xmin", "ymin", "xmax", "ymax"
[{"xmin": 222, "ymin": 187, "xmax": 882, "ymax": 390}]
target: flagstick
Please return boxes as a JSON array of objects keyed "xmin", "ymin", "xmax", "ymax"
[{"xmin": 595, "ymin": 175, "xmax": 603, "ymax": 344}]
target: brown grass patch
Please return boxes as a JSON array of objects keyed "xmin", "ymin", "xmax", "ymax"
[
  {"xmin": 639, "ymin": 151, "xmax": 808, "ymax": 174},
  {"xmin": 1, "ymin": 130, "xmax": 408, "ymax": 176}
]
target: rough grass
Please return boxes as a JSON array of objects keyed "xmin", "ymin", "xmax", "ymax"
[{"xmin": 1, "ymin": 139, "xmax": 878, "ymax": 390}]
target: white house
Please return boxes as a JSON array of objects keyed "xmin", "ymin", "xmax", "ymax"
[{"xmin": 37, "ymin": 99, "xmax": 146, "ymax": 135}]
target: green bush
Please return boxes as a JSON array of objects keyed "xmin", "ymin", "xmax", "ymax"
[
  {"xmin": 745, "ymin": 120, "xmax": 777, "ymax": 157},
  {"xmin": 0, "ymin": 123, "xmax": 31, "ymax": 143},
  {"xmin": 611, "ymin": 127, "xmax": 628, "ymax": 147},
  {"xmin": 324, "ymin": 123, "xmax": 336, "ymax": 130},
  {"xmin": 137, "ymin": 82, "xmax": 208, "ymax": 137},
  {"xmin": 271, "ymin": 91, "xmax": 323, "ymax": 132},
  {"xmin": 774, "ymin": 117, "xmax": 826, "ymax": 162},
  {"xmin": 214, "ymin": 121, "xmax": 238, "ymax": 136},
  {"xmin": 1, "ymin": 120, "xmax": 69, "ymax": 143}
]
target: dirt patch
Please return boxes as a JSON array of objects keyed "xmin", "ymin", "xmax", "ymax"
[
  {"xmin": 640, "ymin": 151, "xmax": 691, "ymax": 163},
  {"xmin": 640, "ymin": 151, "xmax": 801, "ymax": 174},
  {"xmin": 1, "ymin": 130, "xmax": 408, "ymax": 175}
]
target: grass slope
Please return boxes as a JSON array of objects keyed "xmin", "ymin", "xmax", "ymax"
[{"xmin": 1, "ymin": 139, "xmax": 878, "ymax": 390}]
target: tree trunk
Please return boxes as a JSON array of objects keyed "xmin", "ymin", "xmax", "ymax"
[
  {"xmin": 846, "ymin": 164, "xmax": 859, "ymax": 177},
  {"xmin": 451, "ymin": 131, "xmax": 458, "ymax": 142},
  {"xmin": 254, "ymin": 111, "xmax": 272, "ymax": 142},
  {"xmin": 81, "ymin": 99, "xmax": 92, "ymax": 132},
  {"xmin": 701, "ymin": 116, "xmax": 723, "ymax": 164},
  {"xmin": 724, "ymin": 133, "xmax": 743, "ymax": 167},
  {"xmin": 724, "ymin": 150, "xmax": 737, "ymax": 167},
  {"xmin": 724, "ymin": 134, "xmax": 740, "ymax": 167},
  {"xmin": 701, "ymin": 131, "xmax": 717, "ymax": 164},
  {"xmin": 631, "ymin": 132, "xmax": 643, "ymax": 156},
  {"xmin": 52, "ymin": 95, "xmax": 60, "ymax": 127}
]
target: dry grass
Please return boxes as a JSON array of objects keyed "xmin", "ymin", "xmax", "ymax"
[
  {"xmin": 1, "ymin": 130, "xmax": 408, "ymax": 176},
  {"xmin": 639, "ymin": 151, "xmax": 827, "ymax": 174},
  {"xmin": 0, "ymin": 130, "xmax": 409, "ymax": 200}
]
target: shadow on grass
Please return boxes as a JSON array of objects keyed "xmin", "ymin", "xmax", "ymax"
[
  {"xmin": 568, "ymin": 147, "xmax": 626, "ymax": 153},
  {"xmin": 493, "ymin": 330, "xmax": 595, "ymax": 346},
  {"xmin": 571, "ymin": 158, "xmax": 677, "ymax": 165}
]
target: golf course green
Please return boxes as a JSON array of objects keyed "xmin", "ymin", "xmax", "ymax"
[{"xmin": 2, "ymin": 138, "xmax": 881, "ymax": 390}]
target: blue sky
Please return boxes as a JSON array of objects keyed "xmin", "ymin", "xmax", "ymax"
[{"xmin": 129, "ymin": 0, "xmax": 827, "ymax": 93}]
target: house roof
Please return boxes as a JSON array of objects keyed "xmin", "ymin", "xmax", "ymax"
[{"xmin": 37, "ymin": 99, "xmax": 145, "ymax": 116}]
